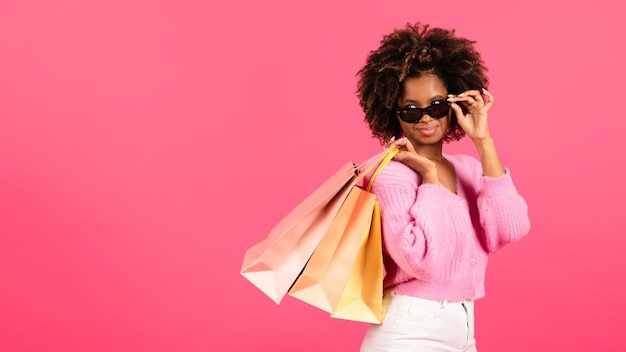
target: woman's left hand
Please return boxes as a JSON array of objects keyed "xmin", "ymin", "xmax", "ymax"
[{"xmin": 447, "ymin": 88, "xmax": 495, "ymax": 141}]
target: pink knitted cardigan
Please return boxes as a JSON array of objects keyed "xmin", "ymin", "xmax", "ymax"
[{"xmin": 369, "ymin": 153, "xmax": 531, "ymax": 301}]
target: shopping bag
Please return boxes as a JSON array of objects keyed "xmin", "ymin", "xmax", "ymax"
[
  {"xmin": 330, "ymin": 150, "xmax": 396, "ymax": 323},
  {"xmin": 240, "ymin": 150, "xmax": 393, "ymax": 304},
  {"xmin": 288, "ymin": 149, "xmax": 397, "ymax": 320},
  {"xmin": 288, "ymin": 186, "xmax": 377, "ymax": 312},
  {"xmin": 330, "ymin": 201, "xmax": 384, "ymax": 323},
  {"xmin": 240, "ymin": 161, "xmax": 357, "ymax": 304}
]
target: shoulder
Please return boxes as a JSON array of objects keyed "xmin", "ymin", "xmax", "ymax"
[{"xmin": 369, "ymin": 160, "xmax": 419, "ymax": 190}]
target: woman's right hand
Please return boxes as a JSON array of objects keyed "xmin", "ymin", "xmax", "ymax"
[{"xmin": 386, "ymin": 137, "xmax": 439, "ymax": 185}]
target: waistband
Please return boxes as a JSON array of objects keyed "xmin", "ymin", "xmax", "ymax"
[{"xmin": 384, "ymin": 291, "xmax": 474, "ymax": 311}]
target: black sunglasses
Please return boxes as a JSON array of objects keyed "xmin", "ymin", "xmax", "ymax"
[{"xmin": 396, "ymin": 100, "xmax": 451, "ymax": 123}]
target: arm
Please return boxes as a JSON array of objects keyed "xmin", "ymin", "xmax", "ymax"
[
  {"xmin": 476, "ymin": 170, "xmax": 531, "ymax": 252},
  {"xmin": 448, "ymin": 89, "xmax": 530, "ymax": 251},
  {"xmin": 448, "ymin": 88, "xmax": 505, "ymax": 178},
  {"xmin": 474, "ymin": 137, "xmax": 505, "ymax": 177}
]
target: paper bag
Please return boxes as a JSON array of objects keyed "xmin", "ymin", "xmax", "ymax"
[
  {"xmin": 288, "ymin": 186, "xmax": 377, "ymax": 312},
  {"xmin": 240, "ymin": 162, "xmax": 357, "ymax": 304}
]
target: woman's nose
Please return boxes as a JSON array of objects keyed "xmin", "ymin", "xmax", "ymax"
[{"xmin": 418, "ymin": 113, "xmax": 434, "ymax": 123}]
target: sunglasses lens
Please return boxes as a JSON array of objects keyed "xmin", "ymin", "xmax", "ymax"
[
  {"xmin": 400, "ymin": 110, "xmax": 421, "ymax": 123},
  {"xmin": 427, "ymin": 103, "xmax": 450, "ymax": 119}
]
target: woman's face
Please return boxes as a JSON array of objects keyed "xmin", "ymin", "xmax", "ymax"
[{"xmin": 396, "ymin": 73, "xmax": 451, "ymax": 146}]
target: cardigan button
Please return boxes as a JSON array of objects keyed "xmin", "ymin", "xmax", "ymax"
[{"xmin": 469, "ymin": 258, "xmax": 476, "ymax": 265}]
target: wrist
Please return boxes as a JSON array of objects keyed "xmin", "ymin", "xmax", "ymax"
[
  {"xmin": 473, "ymin": 137, "xmax": 506, "ymax": 177},
  {"xmin": 419, "ymin": 169, "xmax": 439, "ymax": 185},
  {"xmin": 472, "ymin": 136, "xmax": 496, "ymax": 154}
]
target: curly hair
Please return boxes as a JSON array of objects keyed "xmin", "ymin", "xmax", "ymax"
[{"xmin": 357, "ymin": 22, "xmax": 489, "ymax": 144}]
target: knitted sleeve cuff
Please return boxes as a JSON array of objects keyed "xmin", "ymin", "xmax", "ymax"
[{"xmin": 480, "ymin": 168, "xmax": 516, "ymax": 195}]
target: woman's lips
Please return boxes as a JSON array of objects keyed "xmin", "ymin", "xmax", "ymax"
[{"xmin": 416, "ymin": 125, "xmax": 438, "ymax": 136}]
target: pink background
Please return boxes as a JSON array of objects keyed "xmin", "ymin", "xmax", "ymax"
[{"xmin": 1, "ymin": 0, "xmax": 624, "ymax": 351}]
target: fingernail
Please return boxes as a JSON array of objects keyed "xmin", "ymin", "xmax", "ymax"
[
  {"xmin": 458, "ymin": 93, "xmax": 464, "ymax": 97},
  {"xmin": 482, "ymin": 88, "xmax": 488, "ymax": 92}
]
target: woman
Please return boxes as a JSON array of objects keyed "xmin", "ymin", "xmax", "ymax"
[{"xmin": 358, "ymin": 23, "xmax": 531, "ymax": 351}]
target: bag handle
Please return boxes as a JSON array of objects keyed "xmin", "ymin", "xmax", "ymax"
[
  {"xmin": 350, "ymin": 148, "xmax": 399, "ymax": 191},
  {"xmin": 366, "ymin": 148, "xmax": 398, "ymax": 192}
]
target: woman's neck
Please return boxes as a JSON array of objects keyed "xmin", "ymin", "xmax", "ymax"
[{"xmin": 411, "ymin": 141, "xmax": 445, "ymax": 162}]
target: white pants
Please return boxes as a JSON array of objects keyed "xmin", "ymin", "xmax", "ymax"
[{"xmin": 360, "ymin": 293, "xmax": 477, "ymax": 352}]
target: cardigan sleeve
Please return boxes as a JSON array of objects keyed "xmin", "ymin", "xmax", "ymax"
[
  {"xmin": 476, "ymin": 169, "xmax": 531, "ymax": 253},
  {"xmin": 371, "ymin": 162, "xmax": 471, "ymax": 281}
]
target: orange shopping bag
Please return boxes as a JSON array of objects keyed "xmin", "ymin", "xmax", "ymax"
[
  {"xmin": 288, "ymin": 186, "xmax": 377, "ymax": 312},
  {"xmin": 330, "ymin": 201, "xmax": 384, "ymax": 323},
  {"xmin": 240, "ymin": 150, "xmax": 393, "ymax": 304},
  {"xmin": 288, "ymin": 149, "xmax": 397, "ymax": 322}
]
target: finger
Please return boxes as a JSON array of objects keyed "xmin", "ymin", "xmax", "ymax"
[
  {"xmin": 447, "ymin": 94, "xmax": 477, "ymax": 106},
  {"xmin": 386, "ymin": 137, "xmax": 409, "ymax": 152},
  {"xmin": 401, "ymin": 137, "xmax": 416, "ymax": 153},
  {"xmin": 388, "ymin": 137, "xmax": 406, "ymax": 149},
  {"xmin": 482, "ymin": 88, "xmax": 495, "ymax": 109},
  {"xmin": 462, "ymin": 90, "xmax": 485, "ymax": 105},
  {"xmin": 384, "ymin": 136, "xmax": 397, "ymax": 149},
  {"xmin": 392, "ymin": 150, "xmax": 411, "ymax": 162},
  {"xmin": 393, "ymin": 148, "xmax": 421, "ymax": 163},
  {"xmin": 386, "ymin": 137, "xmax": 415, "ymax": 155},
  {"xmin": 450, "ymin": 102, "xmax": 466, "ymax": 121}
]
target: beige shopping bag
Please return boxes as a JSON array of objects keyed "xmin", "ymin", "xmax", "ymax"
[{"xmin": 330, "ymin": 201, "xmax": 384, "ymax": 323}]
